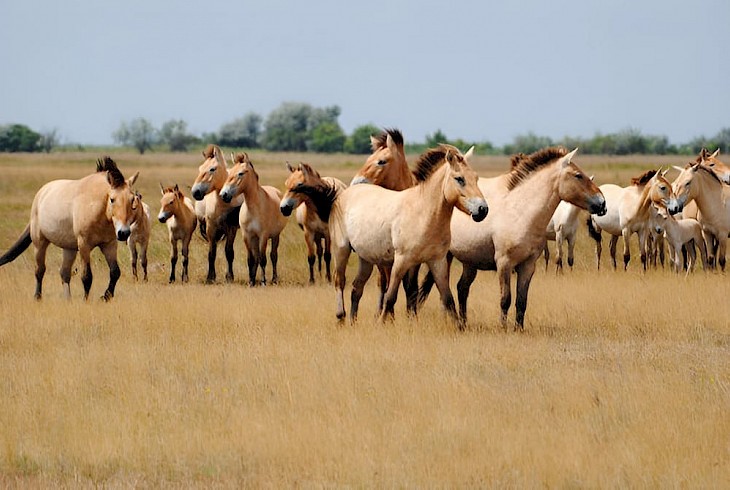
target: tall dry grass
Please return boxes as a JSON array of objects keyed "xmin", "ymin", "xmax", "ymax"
[{"xmin": 0, "ymin": 151, "xmax": 728, "ymax": 487}]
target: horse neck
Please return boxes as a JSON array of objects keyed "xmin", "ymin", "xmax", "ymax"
[
  {"xmin": 633, "ymin": 183, "xmax": 657, "ymax": 222},
  {"xmin": 693, "ymin": 172, "xmax": 725, "ymax": 222},
  {"xmin": 392, "ymin": 157, "xmax": 416, "ymax": 190},
  {"xmin": 239, "ymin": 175, "xmax": 263, "ymax": 207},
  {"xmin": 304, "ymin": 178, "xmax": 338, "ymax": 222},
  {"xmin": 505, "ymin": 164, "xmax": 562, "ymax": 230},
  {"xmin": 414, "ymin": 165, "xmax": 462, "ymax": 224},
  {"xmin": 173, "ymin": 196, "xmax": 194, "ymax": 224}
]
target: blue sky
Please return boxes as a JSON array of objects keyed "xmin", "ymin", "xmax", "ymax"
[{"xmin": 1, "ymin": 0, "xmax": 728, "ymax": 146}]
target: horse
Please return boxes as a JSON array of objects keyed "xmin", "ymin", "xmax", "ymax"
[
  {"xmin": 330, "ymin": 144, "xmax": 488, "ymax": 324},
  {"xmin": 672, "ymin": 161, "xmax": 730, "ymax": 270},
  {"xmin": 220, "ymin": 153, "xmax": 288, "ymax": 286},
  {"xmin": 543, "ymin": 200, "xmax": 585, "ymax": 272},
  {"xmin": 652, "ymin": 205, "xmax": 707, "ymax": 273},
  {"xmin": 280, "ymin": 162, "xmax": 347, "ymax": 284},
  {"xmin": 420, "ymin": 147, "xmax": 606, "ymax": 329},
  {"xmin": 191, "ymin": 144, "xmax": 242, "ymax": 283},
  {"xmin": 587, "ymin": 169, "xmax": 681, "ymax": 270},
  {"xmin": 158, "ymin": 184, "xmax": 197, "ymax": 283},
  {"xmin": 0, "ymin": 157, "xmax": 139, "ymax": 300},
  {"xmin": 127, "ymin": 191, "xmax": 151, "ymax": 281}
]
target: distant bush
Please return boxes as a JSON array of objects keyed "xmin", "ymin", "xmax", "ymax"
[{"xmin": 0, "ymin": 124, "xmax": 41, "ymax": 152}]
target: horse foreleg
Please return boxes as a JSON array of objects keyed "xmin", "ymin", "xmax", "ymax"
[
  {"xmin": 497, "ymin": 263, "xmax": 512, "ymax": 328},
  {"xmin": 621, "ymin": 229, "xmax": 632, "ymax": 271},
  {"xmin": 258, "ymin": 235, "xmax": 270, "ymax": 286},
  {"xmin": 206, "ymin": 237, "xmax": 217, "ymax": 284},
  {"xmin": 224, "ymin": 229, "xmax": 236, "ymax": 283},
  {"xmin": 456, "ymin": 264, "xmax": 478, "ymax": 327},
  {"xmin": 543, "ymin": 243, "xmax": 550, "ymax": 271},
  {"xmin": 33, "ymin": 238, "xmax": 49, "ymax": 300},
  {"xmin": 609, "ymin": 235, "xmax": 619, "ymax": 270},
  {"xmin": 269, "ymin": 235, "xmax": 280, "ymax": 285},
  {"xmin": 515, "ymin": 259, "xmax": 538, "ymax": 330},
  {"xmin": 141, "ymin": 240, "xmax": 148, "ymax": 282},
  {"xmin": 169, "ymin": 239, "xmax": 179, "ymax": 283},
  {"xmin": 428, "ymin": 257, "xmax": 458, "ymax": 326},
  {"xmin": 718, "ymin": 238, "xmax": 727, "ymax": 271},
  {"xmin": 555, "ymin": 227, "xmax": 564, "ymax": 273},
  {"xmin": 350, "ymin": 258, "xmax": 374, "ymax": 323},
  {"xmin": 315, "ymin": 237, "xmax": 324, "ymax": 276},
  {"xmin": 379, "ymin": 257, "xmax": 410, "ymax": 322},
  {"xmin": 376, "ymin": 266, "xmax": 389, "ymax": 315},
  {"xmin": 638, "ymin": 231, "xmax": 648, "ymax": 272},
  {"xmin": 332, "ymin": 243, "xmax": 352, "ymax": 322},
  {"xmin": 244, "ymin": 235, "xmax": 258, "ymax": 287},
  {"xmin": 59, "ymin": 249, "xmax": 77, "ymax": 299},
  {"xmin": 99, "ymin": 241, "xmax": 120, "ymax": 301},
  {"xmin": 78, "ymin": 242, "xmax": 94, "ymax": 300},
  {"xmin": 323, "ymin": 234, "xmax": 332, "ymax": 283},
  {"xmin": 128, "ymin": 240, "xmax": 138, "ymax": 280},
  {"xmin": 181, "ymin": 235, "xmax": 191, "ymax": 283},
  {"xmin": 304, "ymin": 229, "xmax": 317, "ymax": 284},
  {"xmin": 403, "ymin": 264, "xmax": 421, "ymax": 317}
]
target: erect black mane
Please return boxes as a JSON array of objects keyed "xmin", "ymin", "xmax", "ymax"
[{"xmin": 96, "ymin": 156, "xmax": 126, "ymax": 188}]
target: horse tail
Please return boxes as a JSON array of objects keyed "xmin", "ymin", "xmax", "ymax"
[
  {"xmin": 586, "ymin": 216, "xmax": 601, "ymax": 243},
  {"xmin": 0, "ymin": 224, "xmax": 32, "ymax": 266}
]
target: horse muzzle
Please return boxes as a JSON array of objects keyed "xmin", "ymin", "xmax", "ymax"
[
  {"xmin": 468, "ymin": 198, "xmax": 489, "ymax": 222},
  {"xmin": 116, "ymin": 227, "xmax": 131, "ymax": 241},
  {"xmin": 280, "ymin": 199, "xmax": 296, "ymax": 217},
  {"xmin": 191, "ymin": 183, "xmax": 208, "ymax": 201},
  {"xmin": 219, "ymin": 189, "xmax": 234, "ymax": 204},
  {"xmin": 589, "ymin": 197, "xmax": 607, "ymax": 216},
  {"xmin": 667, "ymin": 199, "xmax": 682, "ymax": 215},
  {"xmin": 158, "ymin": 212, "xmax": 170, "ymax": 223}
]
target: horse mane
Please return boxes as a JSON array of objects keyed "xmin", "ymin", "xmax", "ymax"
[
  {"xmin": 293, "ymin": 163, "xmax": 339, "ymax": 222},
  {"xmin": 372, "ymin": 128, "xmax": 404, "ymax": 149},
  {"xmin": 630, "ymin": 169, "xmax": 657, "ymax": 186},
  {"xmin": 96, "ymin": 156, "xmax": 126, "ymax": 188},
  {"xmin": 506, "ymin": 146, "xmax": 568, "ymax": 190},
  {"xmin": 233, "ymin": 152, "xmax": 249, "ymax": 164},
  {"xmin": 202, "ymin": 144, "xmax": 218, "ymax": 159},
  {"xmin": 413, "ymin": 144, "xmax": 460, "ymax": 183}
]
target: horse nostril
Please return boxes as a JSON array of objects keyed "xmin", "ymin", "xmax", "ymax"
[
  {"xmin": 117, "ymin": 230, "xmax": 130, "ymax": 241},
  {"xmin": 280, "ymin": 204, "xmax": 292, "ymax": 217}
]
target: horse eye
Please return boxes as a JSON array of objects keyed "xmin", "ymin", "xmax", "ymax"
[
  {"xmin": 376, "ymin": 159, "xmax": 387, "ymax": 166},
  {"xmin": 109, "ymin": 198, "xmax": 115, "ymax": 204},
  {"xmin": 575, "ymin": 173, "xmax": 583, "ymax": 180},
  {"xmin": 709, "ymin": 163, "xmax": 715, "ymax": 167},
  {"xmin": 454, "ymin": 176, "xmax": 465, "ymax": 186},
  {"xmin": 238, "ymin": 172, "xmax": 244, "ymax": 177},
  {"xmin": 209, "ymin": 167, "xmax": 216, "ymax": 173}
]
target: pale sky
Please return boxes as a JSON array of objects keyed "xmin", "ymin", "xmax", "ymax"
[{"xmin": 1, "ymin": 0, "xmax": 728, "ymax": 146}]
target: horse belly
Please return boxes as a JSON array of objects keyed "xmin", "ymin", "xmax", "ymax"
[
  {"xmin": 32, "ymin": 183, "xmax": 80, "ymax": 249},
  {"xmin": 449, "ymin": 212, "xmax": 496, "ymax": 269},
  {"xmin": 346, "ymin": 215, "xmax": 394, "ymax": 264}
]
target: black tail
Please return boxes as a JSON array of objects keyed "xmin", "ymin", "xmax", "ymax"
[
  {"xmin": 586, "ymin": 216, "xmax": 602, "ymax": 243},
  {"xmin": 0, "ymin": 224, "xmax": 32, "ymax": 266}
]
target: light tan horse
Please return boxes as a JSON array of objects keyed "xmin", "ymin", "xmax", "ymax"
[
  {"xmin": 158, "ymin": 184, "xmax": 197, "ymax": 283},
  {"xmin": 0, "ymin": 157, "xmax": 139, "ymax": 300},
  {"xmin": 220, "ymin": 153, "xmax": 288, "ymax": 286},
  {"xmin": 421, "ymin": 147, "xmax": 606, "ymax": 329},
  {"xmin": 127, "ymin": 191, "xmax": 151, "ymax": 281},
  {"xmin": 330, "ymin": 144, "xmax": 488, "ymax": 324},
  {"xmin": 698, "ymin": 148, "xmax": 730, "ymax": 184},
  {"xmin": 652, "ymin": 205, "xmax": 707, "ymax": 273},
  {"xmin": 191, "ymin": 144, "xmax": 243, "ymax": 283},
  {"xmin": 280, "ymin": 162, "xmax": 347, "ymax": 284},
  {"xmin": 672, "ymin": 162, "xmax": 730, "ymax": 270},
  {"xmin": 587, "ymin": 169, "xmax": 680, "ymax": 270}
]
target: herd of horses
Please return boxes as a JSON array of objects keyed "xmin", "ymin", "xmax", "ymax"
[{"xmin": 1, "ymin": 129, "xmax": 729, "ymax": 330}]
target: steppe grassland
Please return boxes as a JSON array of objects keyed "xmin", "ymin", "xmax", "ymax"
[{"xmin": 0, "ymin": 151, "xmax": 728, "ymax": 487}]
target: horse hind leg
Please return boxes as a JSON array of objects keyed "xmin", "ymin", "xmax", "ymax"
[
  {"xmin": 99, "ymin": 241, "xmax": 120, "ymax": 301},
  {"xmin": 609, "ymin": 235, "xmax": 619, "ymax": 270},
  {"xmin": 456, "ymin": 265, "xmax": 478, "ymax": 328},
  {"xmin": 304, "ymin": 230, "xmax": 317, "ymax": 284},
  {"xmin": 141, "ymin": 241, "xmax": 149, "ymax": 281},
  {"xmin": 350, "ymin": 258, "xmax": 374, "ymax": 323},
  {"xmin": 498, "ymin": 264, "xmax": 512, "ymax": 328},
  {"xmin": 543, "ymin": 243, "xmax": 550, "ymax": 271},
  {"xmin": 514, "ymin": 259, "xmax": 538, "ymax": 330},
  {"xmin": 427, "ymin": 258, "xmax": 458, "ymax": 326},
  {"xmin": 403, "ymin": 264, "xmax": 421, "ymax": 317},
  {"xmin": 224, "ymin": 228, "xmax": 236, "ymax": 283},
  {"xmin": 59, "ymin": 249, "xmax": 77, "ymax": 299},
  {"xmin": 269, "ymin": 235, "xmax": 280, "ymax": 285},
  {"xmin": 33, "ymin": 239, "xmax": 50, "ymax": 300},
  {"xmin": 128, "ymin": 240, "xmax": 139, "ymax": 280},
  {"xmin": 169, "ymin": 240, "xmax": 179, "ymax": 283}
]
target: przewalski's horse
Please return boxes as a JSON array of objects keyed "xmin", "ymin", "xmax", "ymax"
[
  {"xmin": 127, "ymin": 192, "xmax": 151, "ymax": 281},
  {"xmin": 330, "ymin": 144, "xmax": 488, "ymax": 324},
  {"xmin": 421, "ymin": 147, "xmax": 606, "ymax": 329},
  {"xmin": 587, "ymin": 169, "xmax": 680, "ymax": 270},
  {"xmin": 220, "ymin": 153, "xmax": 288, "ymax": 286},
  {"xmin": 672, "ymin": 161, "xmax": 730, "ymax": 270},
  {"xmin": 349, "ymin": 128, "xmax": 420, "ymax": 314},
  {"xmin": 652, "ymin": 205, "xmax": 708, "ymax": 273},
  {"xmin": 191, "ymin": 144, "xmax": 242, "ymax": 283},
  {"xmin": 0, "ymin": 157, "xmax": 139, "ymax": 300},
  {"xmin": 280, "ymin": 162, "xmax": 347, "ymax": 284},
  {"xmin": 698, "ymin": 148, "xmax": 730, "ymax": 184},
  {"xmin": 544, "ymin": 200, "xmax": 585, "ymax": 272},
  {"xmin": 158, "ymin": 184, "xmax": 197, "ymax": 283}
]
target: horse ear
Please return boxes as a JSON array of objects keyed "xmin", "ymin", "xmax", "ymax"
[
  {"xmin": 214, "ymin": 146, "xmax": 226, "ymax": 168},
  {"xmin": 128, "ymin": 171, "xmax": 140, "ymax": 187},
  {"xmin": 711, "ymin": 148, "xmax": 720, "ymax": 158},
  {"xmin": 661, "ymin": 168, "xmax": 669, "ymax": 177},
  {"xmin": 370, "ymin": 135, "xmax": 380, "ymax": 152},
  {"xmin": 386, "ymin": 133, "xmax": 398, "ymax": 154},
  {"xmin": 559, "ymin": 148, "xmax": 579, "ymax": 168},
  {"xmin": 230, "ymin": 152, "xmax": 235, "ymax": 163},
  {"xmin": 672, "ymin": 165, "xmax": 684, "ymax": 172},
  {"xmin": 160, "ymin": 182, "xmax": 165, "ymax": 195},
  {"xmin": 589, "ymin": 175, "xmax": 595, "ymax": 181},
  {"xmin": 464, "ymin": 146, "xmax": 475, "ymax": 160},
  {"xmin": 174, "ymin": 183, "xmax": 180, "ymax": 193},
  {"xmin": 286, "ymin": 162, "xmax": 295, "ymax": 173}
]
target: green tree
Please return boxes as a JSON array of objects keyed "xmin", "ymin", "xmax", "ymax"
[
  {"xmin": 308, "ymin": 122, "xmax": 346, "ymax": 152},
  {"xmin": 217, "ymin": 112, "xmax": 263, "ymax": 148},
  {"xmin": 0, "ymin": 124, "xmax": 41, "ymax": 152},
  {"xmin": 504, "ymin": 132, "xmax": 553, "ymax": 155},
  {"xmin": 262, "ymin": 102, "xmax": 312, "ymax": 151},
  {"xmin": 345, "ymin": 124, "xmax": 381, "ymax": 154},
  {"xmin": 426, "ymin": 129, "xmax": 449, "ymax": 147},
  {"xmin": 159, "ymin": 119, "xmax": 197, "ymax": 152},
  {"xmin": 113, "ymin": 118, "xmax": 157, "ymax": 154}
]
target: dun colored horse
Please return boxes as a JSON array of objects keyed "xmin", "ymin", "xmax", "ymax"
[
  {"xmin": 0, "ymin": 157, "xmax": 139, "ymax": 300},
  {"xmin": 158, "ymin": 184, "xmax": 197, "ymax": 283},
  {"xmin": 191, "ymin": 145, "xmax": 242, "ymax": 283},
  {"xmin": 672, "ymin": 162, "xmax": 730, "ymax": 270},
  {"xmin": 127, "ymin": 192, "xmax": 151, "ymax": 281},
  {"xmin": 280, "ymin": 162, "xmax": 347, "ymax": 284},
  {"xmin": 652, "ymin": 205, "xmax": 707, "ymax": 273},
  {"xmin": 330, "ymin": 144, "xmax": 488, "ymax": 324},
  {"xmin": 587, "ymin": 169, "xmax": 680, "ymax": 270},
  {"xmin": 544, "ymin": 200, "xmax": 584, "ymax": 272},
  {"xmin": 220, "ymin": 153, "xmax": 288, "ymax": 286},
  {"xmin": 421, "ymin": 147, "xmax": 606, "ymax": 329}
]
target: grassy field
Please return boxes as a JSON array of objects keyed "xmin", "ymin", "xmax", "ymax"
[{"xmin": 0, "ymin": 150, "xmax": 728, "ymax": 487}]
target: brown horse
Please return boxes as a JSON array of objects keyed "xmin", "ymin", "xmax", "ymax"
[
  {"xmin": 127, "ymin": 192, "xmax": 151, "ymax": 281},
  {"xmin": 420, "ymin": 147, "xmax": 606, "ymax": 329},
  {"xmin": 191, "ymin": 144, "xmax": 242, "ymax": 283},
  {"xmin": 280, "ymin": 162, "xmax": 347, "ymax": 284},
  {"xmin": 331, "ymin": 144, "xmax": 488, "ymax": 324},
  {"xmin": 220, "ymin": 153, "xmax": 288, "ymax": 286},
  {"xmin": 158, "ymin": 184, "xmax": 197, "ymax": 283},
  {"xmin": 0, "ymin": 157, "xmax": 139, "ymax": 300}
]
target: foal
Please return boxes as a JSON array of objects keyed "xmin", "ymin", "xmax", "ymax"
[
  {"xmin": 127, "ymin": 192, "xmax": 151, "ymax": 281},
  {"xmin": 158, "ymin": 184, "xmax": 197, "ymax": 283}
]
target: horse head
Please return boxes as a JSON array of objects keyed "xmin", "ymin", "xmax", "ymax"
[
  {"xmin": 191, "ymin": 144, "xmax": 228, "ymax": 201},
  {"xmin": 100, "ymin": 157, "xmax": 139, "ymax": 241},
  {"xmin": 280, "ymin": 162, "xmax": 321, "ymax": 216},
  {"xmin": 220, "ymin": 153, "xmax": 256, "ymax": 204},
  {"xmin": 556, "ymin": 149, "xmax": 607, "ymax": 216},
  {"xmin": 438, "ymin": 145, "xmax": 488, "ymax": 222},
  {"xmin": 350, "ymin": 128, "xmax": 412, "ymax": 190},
  {"xmin": 671, "ymin": 162, "xmax": 704, "ymax": 210},
  {"xmin": 158, "ymin": 183, "xmax": 182, "ymax": 223},
  {"xmin": 699, "ymin": 148, "xmax": 730, "ymax": 184},
  {"xmin": 647, "ymin": 168, "xmax": 682, "ymax": 215}
]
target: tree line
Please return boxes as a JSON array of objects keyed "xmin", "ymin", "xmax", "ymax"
[{"xmin": 1, "ymin": 101, "xmax": 729, "ymax": 156}]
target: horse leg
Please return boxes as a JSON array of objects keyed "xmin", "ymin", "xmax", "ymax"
[
  {"xmin": 169, "ymin": 239, "xmax": 179, "ymax": 283},
  {"xmin": 622, "ymin": 229, "xmax": 631, "ymax": 271},
  {"xmin": 141, "ymin": 240, "xmax": 148, "ymax": 281},
  {"xmin": 543, "ymin": 243, "xmax": 550, "ymax": 271},
  {"xmin": 206, "ymin": 236, "xmax": 217, "ymax": 284},
  {"xmin": 702, "ymin": 231, "xmax": 715, "ymax": 269},
  {"xmin": 379, "ymin": 257, "xmax": 410, "ymax": 322},
  {"xmin": 497, "ymin": 263, "xmax": 512, "ymax": 328},
  {"xmin": 78, "ymin": 242, "xmax": 94, "ymax": 300},
  {"xmin": 99, "ymin": 241, "xmax": 121, "ymax": 301},
  {"xmin": 456, "ymin": 264, "xmax": 478, "ymax": 327},
  {"xmin": 567, "ymin": 232, "xmax": 576, "ymax": 269},
  {"xmin": 315, "ymin": 237, "xmax": 324, "ymax": 277},
  {"xmin": 657, "ymin": 234, "xmax": 665, "ymax": 268},
  {"xmin": 244, "ymin": 235, "xmax": 258, "ymax": 287},
  {"xmin": 514, "ymin": 259, "xmax": 538, "ymax": 330},
  {"xmin": 428, "ymin": 257, "xmax": 459, "ymax": 325},
  {"xmin": 59, "ymin": 249, "xmax": 77, "ymax": 300},
  {"xmin": 403, "ymin": 264, "xmax": 421, "ymax": 317},
  {"xmin": 376, "ymin": 266, "xmax": 389, "ymax": 315},
  {"xmin": 332, "ymin": 243, "xmax": 352, "ymax": 322},
  {"xmin": 350, "ymin": 258, "xmax": 374, "ymax": 323},
  {"xmin": 224, "ymin": 228, "xmax": 236, "ymax": 283},
  {"xmin": 323, "ymin": 234, "xmax": 332, "ymax": 283},
  {"xmin": 718, "ymin": 238, "xmax": 727, "ymax": 271},
  {"xmin": 555, "ymin": 228, "xmax": 564, "ymax": 273},
  {"xmin": 304, "ymin": 229, "xmax": 316, "ymax": 284},
  {"xmin": 181, "ymin": 236, "xmax": 191, "ymax": 283},
  {"xmin": 258, "ymin": 235, "xmax": 270, "ymax": 286},
  {"xmin": 638, "ymin": 231, "xmax": 648, "ymax": 272},
  {"xmin": 270, "ymin": 235, "xmax": 280, "ymax": 285},
  {"xmin": 129, "ymin": 239, "xmax": 138, "ymax": 280},
  {"xmin": 418, "ymin": 252, "xmax": 452, "ymax": 308},
  {"xmin": 609, "ymin": 235, "xmax": 619, "ymax": 270},
  {"xmin": 33, "ymin": 238, "xmax": 49, "ymax": 300}
]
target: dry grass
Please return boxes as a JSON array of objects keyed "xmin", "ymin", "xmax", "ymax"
[{"xmin": 0, "ymin": 151, "xmax": 728, "ymax": 487}]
